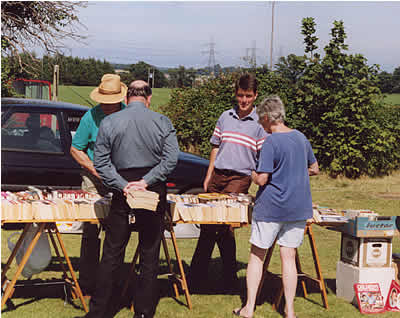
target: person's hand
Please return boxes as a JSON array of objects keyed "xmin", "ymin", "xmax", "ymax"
[{"xmin": 123, "ymin": 179, "xmax": 148, "ymax": 196}]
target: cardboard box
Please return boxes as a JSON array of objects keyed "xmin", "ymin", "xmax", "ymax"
[
  {"xmin": 336, "ymin": 260, "xmax": 395, "ymax": 305},
  {"xmin": 341, "ymin": 216, "xmax": 396, "ymax": 237},
  {"xmin": 340, "ymin": 233, "xmax": 392, "ymax": 267}
]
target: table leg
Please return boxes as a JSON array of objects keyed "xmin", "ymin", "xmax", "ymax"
[
  {"xmin": 47, "ymin": 228, "xmax": 69, "ymax": 280},
  {"xmin": 1, "ymin": 223, "xmax": 45, "ymax": 309},
  {"xmin": 161, "ymin": 233, "xmax": 180, "ymax": 298},
  {"xmin": 1, "ymin": 223, "xmax": 32, "ymax": 288},
  {"xmin": 169, "ymin": 229, "xmax": 192, "ymax": 309},
  {"xmin": 306, "ymin": 224, "xmax": 329, "ymax": 309},
  {"xmin": 53, "ymin": 225, "xmax": 89, "ymax": 313}
]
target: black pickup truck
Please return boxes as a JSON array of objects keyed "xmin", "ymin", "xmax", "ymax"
[{"xmin": 1, "ymin": 98, "xmax": 209, "ymax": 194}]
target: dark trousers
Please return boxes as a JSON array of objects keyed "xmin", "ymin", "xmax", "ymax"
[
  {"xmin": 79, "ymin": 222, "xmax": 101, "ymax": 294},
  {"xmin": 88, "ymin": 168, "xmax": 166, "ymax": 318},
  {"xmin": 79, "ymin": 170, "xmax": 108, "ymax": 295},
  {"xmin": 190, "ymin": 170, "xmax": 251, "ymax": 287}
]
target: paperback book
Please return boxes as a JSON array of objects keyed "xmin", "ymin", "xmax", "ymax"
[
  {"xmin": 385, "ymin": 280, "xmax": 400, "ymax": 312},
  {"xmin": 354, "ymin": 283, "xmax": 386, "ymax": 314}
]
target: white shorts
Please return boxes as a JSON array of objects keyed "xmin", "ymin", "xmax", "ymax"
[{"xmin": 250, "ymin": 219, "xmax": 307, "ymax": 249}]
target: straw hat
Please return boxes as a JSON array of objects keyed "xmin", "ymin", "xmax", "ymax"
[{"xmin": 90, "ymin": 74, "xmax": 127, "ymax": 104}]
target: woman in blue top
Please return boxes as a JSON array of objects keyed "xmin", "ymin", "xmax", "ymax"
[{"xmin": 233, "ymin": 96, "xmax": 319, "ymax": 318}]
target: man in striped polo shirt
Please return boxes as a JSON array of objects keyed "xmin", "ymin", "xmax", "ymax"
[{"xmin": 189, "ymin": 73, "xmax": 267, "ymax": 293}]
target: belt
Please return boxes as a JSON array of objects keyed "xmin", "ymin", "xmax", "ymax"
[{"xmin": 214, "ymin": 168, "xmax": 247, "ymax": 177}]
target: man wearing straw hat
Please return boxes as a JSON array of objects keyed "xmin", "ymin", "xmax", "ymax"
[{"xmin": 70, "ymin": 74, "xmax": 127, "ymax": 297}]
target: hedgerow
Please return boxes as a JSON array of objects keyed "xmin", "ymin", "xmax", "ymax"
[{"xmin": 162, "ymin": 19, "xmax": 400, "ymax": 178}]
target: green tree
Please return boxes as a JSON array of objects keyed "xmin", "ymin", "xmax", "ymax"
[
  {"xmin": 291, "ymin": 18, "xmax": 399, "ymax": 177},
  {"xmin": 275, "ymin": 54, "xmax": 307, "ymax": 85},
  {"xmin": 1, "ymin": 1, "xmax": 86, "ymax": 72},
  {"xmin": 301, "ymin": 17, "xmax": 319, "ymax": 59},
  {"xmin": 128, "ymin": 61, "xmax": 167, "ymax": 88},
  {"xmin": 392, "ymin": 66, "xmax": 400, "ymax": 93},
  {"xmin": 377, "ymin": 71, "xmax": 394, "ymax": 93},
  {"xmin": 168, "ymin": 66, "xmax": 196, "ymax": 88},
  {"xmin": 1, "ymin": 1, "xmax": 86, "ymax": 95},
  {"xmin": 162, "ymin": 71, "xmax": 288, "ymax": 157}
]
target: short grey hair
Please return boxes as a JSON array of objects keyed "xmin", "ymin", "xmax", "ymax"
[{"xmin": 256, "ymin": 95, "xmax": 285, "ymax": 124}]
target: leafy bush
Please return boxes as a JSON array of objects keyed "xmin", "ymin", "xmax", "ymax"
[
  {"xmin": 289, "ymin": 19, "xmax": 400, "ymax": 177},
  {"xmin": 163, "ymin": 19, "xmax": 400, "ymax": 178},
  {"xmin": 161, "ymin": 73, "xmax": 236, "ymax": 156}
]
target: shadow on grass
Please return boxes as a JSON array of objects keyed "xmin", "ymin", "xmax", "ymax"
[
  {"xmin": 254, "ymin": 272, "xmax": 334, "ymax": 316},
  {"xmin": 1, "ymin": 277, "xmax": 85, "ymax": 312},
  {"xmin": 3, "ymin": 256, "xmax": 336, "ymax": 315}
]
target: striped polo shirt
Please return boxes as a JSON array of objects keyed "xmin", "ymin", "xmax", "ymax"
[{"xmin": 210, "ymin": 107, "xmax": 267, "ymax": 176}]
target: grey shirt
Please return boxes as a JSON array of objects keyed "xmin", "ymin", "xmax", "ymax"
[{"xmin": 93, "ymin": 101, "xmax": 179, "ymax": 191}]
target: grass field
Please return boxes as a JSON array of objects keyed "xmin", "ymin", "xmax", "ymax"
[
  {"xmin": 59, "ymin": 85, "xmax": 399, "ymax": 109},
  {"xmin": 384, "ymin": 93, "xmax": 400, "ymax": 106},
  {"xmin": 2, "ymin": 172, "xmax": 400, "ymax": 318},
  {"xmin": 58, "ymin": 85, "xmax": 172, "ymax": 112},
  {"xmin": 3, "ymin": 86, "xmax": 399, "ymax": 317}
]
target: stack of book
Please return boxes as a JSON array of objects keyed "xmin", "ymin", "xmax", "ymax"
[
  {"xmin": 342, "ymin": 209, "xmax": 379, "ymax": 220},
  {"xmin": 198, "ymin": 193, "xmax": 235, "ymax": 204},
  {"xmin": 126, "ymin": 189, "xmax": 160, "ymax": 211},
  {"xmin": 1, "ymin": 190, "xmax": 111, "ymax": 221},
  {"xmin": 167, "ymin": 193, "xmax": 253, "ymax": 223},
  {"xmin": 312, "ymin": 205, "xmax": 348, "ymax": 223}
]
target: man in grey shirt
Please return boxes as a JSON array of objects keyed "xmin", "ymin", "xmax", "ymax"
[{"xmin": 81, "ymin": 80, "xmax": 179, "ymax": 318}]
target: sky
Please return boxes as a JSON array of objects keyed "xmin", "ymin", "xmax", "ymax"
[{"xmin": 64, "ymin": 1, "xmax": 400, "ymax": 72}]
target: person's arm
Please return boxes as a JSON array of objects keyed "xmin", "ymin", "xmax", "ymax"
[
  {"xmin": 203, "ymin": 146, "xmax": 219, "ymax": 192},
  {"xmin": 93, "ymin": 120, "xmax": 129, "ymax": 191},
  {"xmin": 141, "ymin": 117, "xmax": 180, "ymax": 187},
  {"xmin": 308, "ymin": 161, "xmax": 319, "ymax": 176},
  {"xmin": 251, "ymin": 170, "xmax": 269, "ymax": 186},
  {"xmin": 70, "ymin": 146, "xmax": 100, "ymax": 179}
]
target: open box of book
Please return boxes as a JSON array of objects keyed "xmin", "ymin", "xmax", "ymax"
[
  {"xmin": 167, "ymin": 193, "xmax": 253, "ymax": 223},
  {"xmin": 1, "ymin": 190, "xmax": 111, "ymax": 221}
]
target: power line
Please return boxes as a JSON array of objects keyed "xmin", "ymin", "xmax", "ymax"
[
  {"xmin": 242, "ymin": 40, "xmax": 257, "ymax": 68},
  {"xmin": 202, "ymin": 37, "xmax": 216, "ymax": 74}
]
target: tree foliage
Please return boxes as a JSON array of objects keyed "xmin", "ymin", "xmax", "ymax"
[
  {"xmin": 4, "ymin": 54, "xmax": 115, "ymax": 88},
  {"xmin": 377, "ymin": 66, "xmax": 400, "ymax": 94},
  {"xmin": 163, "ymin": 18, "xmax": 400, "ymax": 177},
  {"xmin": 301, "ymin": 17, "xmax": 319, "ymax": 58},
  {"xmin": 162, "ymin": 69, "xmax": 287, "ymax": 157},
  {"xmin": 167, "ymin": 66, "xmax": 197, "ymax": 88},
  {"xmin": 284, "ymin": 18, "xmax": 400, "ymax": 177},
  {"xmin": 1, "ymin": 1, "xmax": 86, "ymax": 71},
  {"xmin": 1, "ymin": 1, "xmax": 87, "ymax": 95},
  {"xmin": 119, "ymin": 61, "xmax": 167, "ymax": 88}
]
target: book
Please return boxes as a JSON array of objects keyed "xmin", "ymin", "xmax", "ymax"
[
  {"xmin": 385, "ymin": 280, "xmax": 400, "ymax": 312},
  {"xmin": 354, "ymin": 283, "xmax": 386, "ymax": 314},
  {"xmin": 126, "ymin": 189, "xmax": 159, "ymax": 211}
]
